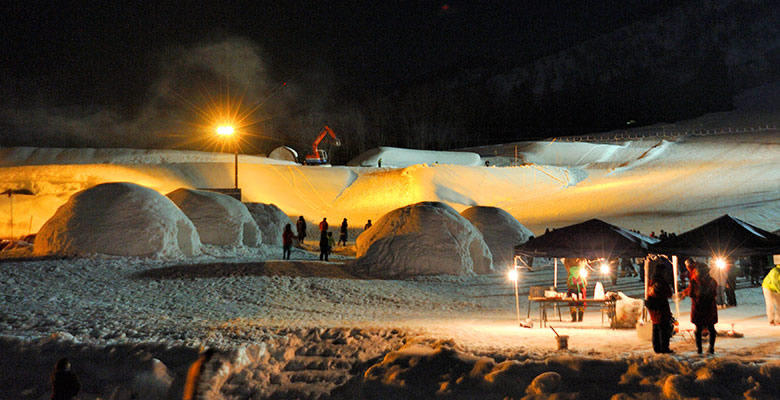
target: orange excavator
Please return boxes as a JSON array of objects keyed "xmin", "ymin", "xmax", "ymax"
[{"xmin": 304, "ymin": 125, "xmax": 341, "ymax": 165}]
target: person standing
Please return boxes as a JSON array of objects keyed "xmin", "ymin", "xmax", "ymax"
[
  {"xmin": 51, "ymin": 358, "xmax": 80, "ymax": 400},
  {"xmin": 319, "ymin": 217, "xmax": 328, "ymax": 233},
  {"xmin": 565, "ymin": 258, "xmax": 587, "ymax": 322},
  {"xmin": 282, "ymin": 224, "xmax": 294, "ymax": 260},
  {"xmin": 681, "ymin": 259, "xmax": 719, "ymax": 354},
  {"xmin": 338, "ymin": 218, "xmax": 348, "ymax": 246},
  {"xmin": 319, "ymin": 230, "xmax": 329, "ymax": 261},
  {"xmin": 295, "ymin": 216, "xmax": 307, "ymax": 245},
  {"xmin": 364, "ymin": 219, "xmax": 372, "ymax": 231},
  {"xmin": 725, "ymin": 258, "xmax": 738, "ymax": 307},
  {"xmin": 647, "ymin": 264, "xmax": 674, "ymax": 353},
  {"xmin": 762, "ymin": 262, "xmax": 780, "ymax": 325}
]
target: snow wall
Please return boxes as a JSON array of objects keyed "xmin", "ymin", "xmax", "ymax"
[
  {"xmin": 166, "ymin": 188, "xmax": 261, "ymax": 247},
  {"xmin": 34, "ymin": 182, "xmax": 201, "ymax": 257},
  {"xmin": 244, "ymin": 202, "xmax": 293, "ymax": 246},
  {"xmin": 347, "ymin": 146, "xmax": 482, "ymax": 168},
  {"xmin": 460, "ymin": 206, "xmax": 534, "ymax": 268},
  {"xmin": 352, "ymin": 201, "xmax": 493, "ymax": 277}
]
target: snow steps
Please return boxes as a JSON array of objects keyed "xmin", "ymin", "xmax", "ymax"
[{"xmin": 223, "ymin": 327, "xmax": 407, "ymax": 399}]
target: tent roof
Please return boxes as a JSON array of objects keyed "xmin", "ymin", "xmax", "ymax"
[
  {"xmin": 651, "ymin": 215, "xmax": 780, "ymax": 257},
  {"xmin": 514, "ymin": 219, "xmax": 657, "ymax": 259}
]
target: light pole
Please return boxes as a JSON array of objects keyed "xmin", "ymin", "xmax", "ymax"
[
  {"xmin": 508, "ymin": 267, "xmax": 521, "ymax": 326},
  {"xmin": 216, "ymin": 126, "xmax": 237, "ymax": 188}
]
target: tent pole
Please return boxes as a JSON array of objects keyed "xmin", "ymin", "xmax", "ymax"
[
  {"xmin": 554, "ymin": 258, "xmax": 558, "ymax": 289},
  {"xmin": 672, "ymin": 255, "xmax": 680, "ymax": 321}
]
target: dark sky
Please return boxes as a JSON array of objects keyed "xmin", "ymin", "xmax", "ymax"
[{"xmin": 0, "ymin": 1, "xmax": 686, "ymax": 149}]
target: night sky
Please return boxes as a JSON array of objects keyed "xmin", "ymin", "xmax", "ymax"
[{"xmin": 2, "ymin": 0, "xmax": 757, "ymax": 156}]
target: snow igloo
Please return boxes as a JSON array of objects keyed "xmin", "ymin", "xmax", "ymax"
[
  {"xmin": 166, "ymin": 188, "xmax": 261, "ymax": 247},
  {"xmin": 460, "ymin": 206, "xmax": 534, "ymax": 268},
  {"xmin": 34, "ymin": 182, "xmax": 201, "ymax": 257},
  {"xmin": 352, "ymin": 201, "xmax": 493, "ymax": 278},
  {"xmin": 244, "ymin": 202, "xmax": 292, "ymax": 245}
]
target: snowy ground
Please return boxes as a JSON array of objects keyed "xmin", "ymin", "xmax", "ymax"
[
  {"xmin": 1, "ymin": 247, "xmax": 778, "ymax": 399},
  {"xmin": 1, "ymin": 107, "xmax": 778, "ymax": 398}
]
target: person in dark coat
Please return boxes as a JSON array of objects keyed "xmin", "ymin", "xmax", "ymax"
[
  {"xmin": 681, "ymin": 259, "xmax": 719, "ymax": 354},
  {"xmin": 364, "ymin": 219, "xmax": 372, "ymax": 231},
  {"xmin": 338, "ymin": 218, "xmax": 348, "ymax": 246},
  {"xmin": 282, "ymin": 223, "xmax": 294, "ymax": 260},
  {"xmin": 725, "ymin": 258, "xmax": 738, "ymax": 306},
  {"xmin": 51, "ymin": 358, "xmax": 80, "ymax": 400},
  {"xmin": 295, "ymin": 216, "xmax": 307, "ymax": 245},
  {"xmin": 647, "ymin": 263, "xmax": 674, "ymax": 353},
  {"xmin": 319, "ymin": 230, "xmax": 329, "ymax": 261}
]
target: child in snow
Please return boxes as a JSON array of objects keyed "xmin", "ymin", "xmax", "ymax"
[
  {"xmin": 647, "ymin": 263, "xmax": 674, "ymax": 353},
  {"xmin": 327, "ymin": 231, "xmax": 336, "ymax": 261}
]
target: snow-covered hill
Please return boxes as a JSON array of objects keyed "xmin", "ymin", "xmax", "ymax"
[{"xmin": 1, "ymin": 130, "xmax": 778, "ymax": 240}]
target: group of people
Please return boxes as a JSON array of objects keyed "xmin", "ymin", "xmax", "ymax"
[
  {"xmin": 281, "ymin": 216, "xmax": 373, "ymax": 261},
  {"xmin": 646, "ymin": 258, "xmax": 780, "ymax": 355}
]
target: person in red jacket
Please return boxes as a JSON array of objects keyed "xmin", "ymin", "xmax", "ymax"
[
  {"xmin": 681, "ymin": 258, "xmax": 719, "ymax": 354},
  {"xmin": 319, "ymin": 217, "xmax": 328, "ymax": 233},
  {"xmin": 282, "ymin": 224, "xmax": 294, "ymax": 260},
  {"xmin": 647, "ymin": 263, "xmax": 673, "ymax": 353}
]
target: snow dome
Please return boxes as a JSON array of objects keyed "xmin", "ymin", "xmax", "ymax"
[
  {"xmin": 244, "ymin": 202, "xmax": 292, "ymax": 245},
  {"xmin": 460, "ymin": 206, "xmax": 534, "ymax": 268},
  {"xmin": 166, "ymin": 188, "xmax": 261, "ymax": 247},
  {"xmin": 352, "ymin": 201, "xmax": 493, "ymax": 278},
  {"xmin": 34, "ymin": 182, "xmax": 201, "ymax": 257}
]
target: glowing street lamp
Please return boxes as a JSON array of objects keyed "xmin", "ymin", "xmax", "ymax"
[
  {"xmin": 714, "ymin": 257, "xmax": 727, "ymax": 270},
  {"xmin": 216, "ymin": 125, "xmax": 238, "ymax": 189}
]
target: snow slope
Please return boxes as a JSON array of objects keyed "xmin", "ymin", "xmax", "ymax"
[{"xmin": 3, "ymin": 130, "xmax": 777, "ymax": 241}]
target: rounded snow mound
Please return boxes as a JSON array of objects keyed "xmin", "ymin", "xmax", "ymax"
[
  {"xmin": 347, "ymin": 146, "xmax": 481, "ymax": 168},
  {"xmin": 352, "ymin": 201, "xmax": 493, "ymax": 277},
  {"xmin": 244, "ymin": 202, "xmax": 292, "ymax": 245},
  {"xmin": 460, "ymin": 206, "xmax": 533, "ymax": 268},
  {"xmin": 166, "ymin": 188, "xmax": 261, "ymax": 247},
  {"xmin": 34, "ymin": 182, "xmax": 201, "ymax": 257}
]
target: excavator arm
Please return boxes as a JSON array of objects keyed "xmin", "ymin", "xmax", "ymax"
[{"xmin": 305, "ymin": 125, "xmax": 341, "ymax": 165}]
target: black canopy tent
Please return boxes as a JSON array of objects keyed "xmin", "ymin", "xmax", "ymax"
[
  {"xmin": 514, "ymin": 219, "xmax": 657, "ymax": 259},
  {"xmin": 514, "ymin": 218, "xmax": 658, "ymax": 292},
  {"xmin": 651, "ymin": 215, "xmax": 780, "ymax": 257}
]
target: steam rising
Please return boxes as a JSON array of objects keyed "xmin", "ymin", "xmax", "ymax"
[{"xmin": 0, "ymin": 37, "xmax": 285, "ymax": 150}]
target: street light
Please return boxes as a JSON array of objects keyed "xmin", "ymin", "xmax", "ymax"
[{"xmin": 216, "ymin": 125, "xmax": 238, "ymax": 189}]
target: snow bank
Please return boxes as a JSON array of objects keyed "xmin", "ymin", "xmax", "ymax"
[
  {"xmin": 33, "ymin": 182, "xmax": 201, "ymax": 257},
  {"xmin": 244, "ymin": 202, "xmax": 292, "ymax": 246},
  {"xmin": 460, "ymin": 206, "xmax": 534, "ymax": 268},
  {"xmin": 0, "ymin": 146, "xmax": 295, "ymax": 167},
  {"xmin": 167, "ymin": 188, "xmax": 261, "ymax": 247},
  {"xmin": 361, "ymin": 338, "xmax": 780, "ymax": 399},
  {"xmin": 347, "ymin": 146, "xmax": 481, "ymax": 167},
  {"xmin": 352, "ymin": 201, "xmax": 493, "ymax": 277}
]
